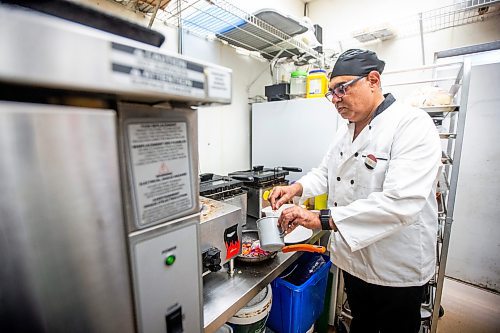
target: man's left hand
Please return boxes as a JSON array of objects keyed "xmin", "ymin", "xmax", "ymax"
[{"xmin": 278, "ymin": 206, "xmax": 321, "ymax": 234}]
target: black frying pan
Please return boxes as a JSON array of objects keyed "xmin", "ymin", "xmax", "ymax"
[{"xmin": 236, "ymin": 230, "xmax": 277, "ymax": 263}]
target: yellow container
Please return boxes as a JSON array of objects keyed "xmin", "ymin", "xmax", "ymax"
[
  {"xmin": 306, "ymin": 69, "xmax": 328, "ymax": 98},
  {"xmin": 314, "ymin": 193, "xmax": 328, "ymax": 210}
]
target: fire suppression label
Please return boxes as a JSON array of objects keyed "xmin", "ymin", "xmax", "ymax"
[{"xmin": 128, "ymin": 122, "xmax": 193, "ymax": 226}]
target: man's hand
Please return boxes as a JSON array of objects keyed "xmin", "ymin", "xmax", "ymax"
[
  {"xmin": 278, "ymin": 206, "xmax": 321, "ymax": 234},
  {"xmin": 269, "ymin": 183, "xmax": 303, "ymax": 210}
]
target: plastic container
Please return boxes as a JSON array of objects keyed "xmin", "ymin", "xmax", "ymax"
[
  {"xmin": 267, "ymin": 253, "xmax": 332, "ymax": 333},
  {"xmin": 290, "ymin": 70, "xmax": 307, "ymax": 98},
  {"xmin": 227, "ymin": 284, "xmax": 273, "ymax": 333},
  {"xmin": 314, "ymin": 193, "xmax": 328, "ymax": 210},
  {"xmin": 306, "ymin": 69, "xmax": 328, "ymax": 98}
]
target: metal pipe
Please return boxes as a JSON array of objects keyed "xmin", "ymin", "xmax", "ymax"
[
  {"xmin": 148, "ymin": 0, "xmax": 161, "ymax": 28},
  {"xmin": 177, "ymin": 0, "xmax": 183, "ymax": 54},
  {"xmin": 419, "ymin": 12, "xmax": 426, "ymax": 65},
  {"xmin": 384, "ymin": 62, "xmax": 462, "ymax": 75},
  {"xmin": 228, "ymin": 259, "xmax": 235, "ymax": 277}
]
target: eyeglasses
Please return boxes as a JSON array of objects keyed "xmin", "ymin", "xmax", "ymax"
[{"xmin": 325, "ymin": 76, "xmax": 365, "ymax": 102}]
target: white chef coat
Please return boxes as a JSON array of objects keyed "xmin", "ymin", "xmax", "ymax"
[{"xmin": 298, "ymin": 100, "xmax": 442, "ymax": 286}]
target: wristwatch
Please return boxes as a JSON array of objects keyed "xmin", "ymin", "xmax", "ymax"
[{"xmin": 319, "ymin": 209, "xmax": 333, "ymax": 230}]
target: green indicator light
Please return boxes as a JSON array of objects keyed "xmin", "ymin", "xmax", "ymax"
[{"xmin": 165, "ymin": 255, "xmax": 176, "ymax": 266}]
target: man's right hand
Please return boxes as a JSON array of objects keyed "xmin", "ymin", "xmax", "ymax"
[{"xmin": 269, "ymin": 183, "xmax": 303, "ymax": 210}]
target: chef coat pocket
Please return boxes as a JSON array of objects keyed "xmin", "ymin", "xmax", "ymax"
[{"xmin": 357, "ymin": 151, "xmax": 389, "ymax": 191}]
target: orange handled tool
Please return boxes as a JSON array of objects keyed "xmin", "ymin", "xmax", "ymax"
[{"xmin": 281, "ymin": 244, "xmax": 326, "ymax": 254}]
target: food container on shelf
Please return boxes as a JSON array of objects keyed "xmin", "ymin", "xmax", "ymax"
[
  {"xmin": 306, "ymin": 69, "xmax": 328, "ymax": 98},
  {"xmin": 290, "ymin": 70, "xmax": 307, "ymax": 98},
  {"xmin": 227, "ymin": 284, "xmax": 273, "ymax": 333}
]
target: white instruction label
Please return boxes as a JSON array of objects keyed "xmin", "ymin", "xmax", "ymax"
[
  {"xmin": 128, "ymin": 122, "xmax": 193, "ymax": 226},
  {"xmin": 111, "ymin": 42, "xmax": 205, "ymax": 98}
]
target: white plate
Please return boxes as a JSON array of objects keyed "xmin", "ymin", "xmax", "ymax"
[{"xmin": 284, "ymin": 225, "xmax": 313, "ymax": 244}]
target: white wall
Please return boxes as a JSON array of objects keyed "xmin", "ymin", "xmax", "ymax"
[
  {"xmin": 79, "ymin": 0, "xmax": 306, "ymax": 175},
  {"xmin": 307, "ymin": 0, "xmax": 500, "ymax": 70},
  {"xmin": 182, "ymin": 0, "xmax": 307, "ymax": 175},
  {"xmin": 185, "ymin": 34, "xmax": 270, "ymax": 174}
]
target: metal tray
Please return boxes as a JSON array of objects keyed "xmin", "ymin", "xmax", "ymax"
[{"xmin": 421, "ymin": 105, "xmax": 459, "ymax": 114}]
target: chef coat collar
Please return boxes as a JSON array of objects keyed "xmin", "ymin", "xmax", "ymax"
[
  {"xmin": 346, "ymin": 93, "xmax": 396, "ymax": 125},
  {"xmin": 372, "ymin": 93, "xmax": 396, "ymax": 120}
]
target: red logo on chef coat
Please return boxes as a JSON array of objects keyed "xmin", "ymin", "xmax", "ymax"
[
  {"xmin": 224, "ymin": 224, "xmax": 241, "ymax": 260},
  {"xmin": 364, "ymin": 154, "xmax": 378, "ymax": 170}
]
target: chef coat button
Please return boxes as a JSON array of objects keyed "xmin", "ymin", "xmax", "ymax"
[
  {"xmin": 336, "ymin": 177, "xmax": 341, "ymax": 181},
  {"xmin": 334, "ymin": 202, "xmax": 338, "ymax": 207},
  {"xmin": 350, "ymin": 179, "xmax": 354, "ymax": 185},
  {"xmin": 354, "ymin": 152, "xmax": 359, "ymax": 157},
  {"xmin": 369, "ymin": 125, "xmax": 372, "ymax": 130},
  {"xmin": 340, "ymin": 152, "xmax": 343, "ymax": 157}
]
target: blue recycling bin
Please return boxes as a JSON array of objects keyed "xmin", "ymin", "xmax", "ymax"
[{"xmin": 267, "ymin": 253, "xmax": 332, "ymax": 333}]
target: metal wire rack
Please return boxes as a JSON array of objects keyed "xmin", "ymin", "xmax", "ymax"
[
  {"xmin": 114, "ymin": 0, "xmax": 322, "ymax": 62},
  {"xmin": 338, "ymin": 0, "xmax": 500, "ymax": 50}
]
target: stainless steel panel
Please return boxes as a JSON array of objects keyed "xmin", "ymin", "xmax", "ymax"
[
  {"xmin": 246, "ymin": 185, "xmax": 287, "ymax": 219},
  {"xmin": 117, "ymin": 102, "xmax": 199, "ymax": 232},
  {"xmin": 129, "ymin": 218, "xmax": 203, "ymax": 333},
  {"xmin": 0, "ymin": 101, "xmax": 135, "ymax": 333},
  {"xmin": 200, "ymin": 197, "xmax": 242, "ymax": 268},
  {"xmin": 0, "ymin": 4, "xmax": 232, "ymax": 104},
  {"xmin": 222, "ymin": 192, "xmax": 248, "ymax": 227}
]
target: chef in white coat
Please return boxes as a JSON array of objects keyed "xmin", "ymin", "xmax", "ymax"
[{"xmin": 269, "ymin": 49, "xmax": 442, "ymax": 333}]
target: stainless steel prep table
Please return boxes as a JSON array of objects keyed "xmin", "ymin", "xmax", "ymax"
[{"xmin": 203, "ymin": 218, "xmax": 325, "ymax": 332}]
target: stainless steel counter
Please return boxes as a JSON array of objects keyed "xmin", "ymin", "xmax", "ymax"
[{"xmin": 202, "ymin": 218, "xmax": 325, "ymax": 332}]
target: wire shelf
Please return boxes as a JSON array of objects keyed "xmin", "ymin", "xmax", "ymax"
[
  {"xmin": 336, "ymin": 0, "xmax": 500, "ymax": 51},
  {"xmin": 117, "ymin": 0, "xmax": 322, "ymax": 61}
]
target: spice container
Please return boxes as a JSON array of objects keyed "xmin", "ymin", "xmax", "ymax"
[
  {"xmin": 306, "ymin": 69, "xmax": 328, "ymax": 98},
  {"xmin": 290, "ymin": 70, "xmax": 307, "ymax": 98}
]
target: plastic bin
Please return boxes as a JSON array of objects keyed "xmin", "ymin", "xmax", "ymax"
[
  {"xmin": 267, "ymin": 253, "xmax": 332, "ymax": 333},
  {"xmin": 290, "ymin": 70, "xmax": 307, "ymax": 98},
  {"xmin": 306, "ymin": 69, "xmax": 328, "ymax": 98}
]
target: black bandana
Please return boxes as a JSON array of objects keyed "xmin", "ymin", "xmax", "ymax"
[{"xmin": 330, "ymin": 49, "xmax": 385, "ymax": 79}]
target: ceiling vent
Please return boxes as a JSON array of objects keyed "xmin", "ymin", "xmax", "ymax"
[{"xmin": 352, "ymin": 24, "xmax": 395, "ymax": 42}]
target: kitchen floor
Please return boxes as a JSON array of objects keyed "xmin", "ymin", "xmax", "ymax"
[{"xmin": 325, "ymin": 277, "xmax": 500, "ymax": 333}]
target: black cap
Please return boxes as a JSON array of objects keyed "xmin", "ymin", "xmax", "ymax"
[{"xmin": 330, "ymin": 49, "xmax": 385, "ymax": 79}]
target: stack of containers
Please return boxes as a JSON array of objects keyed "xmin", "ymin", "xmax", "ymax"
[{"xmin": 306, "ymin": 69, "xmax": 328, "ymax": 98}]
